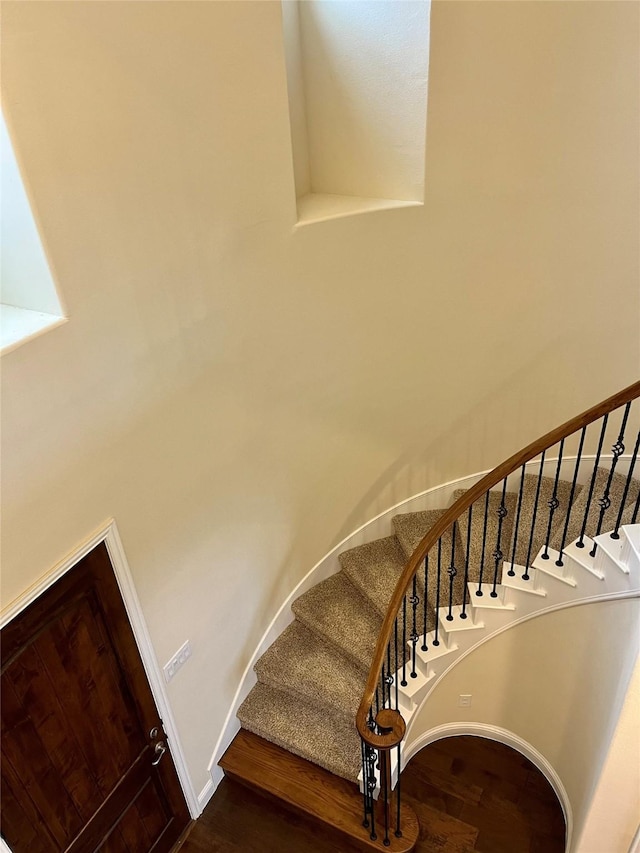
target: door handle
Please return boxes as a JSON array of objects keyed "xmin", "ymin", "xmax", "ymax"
[{"xmin": 152, "ymin": 740, "xmax": 167, "ymax": 766}]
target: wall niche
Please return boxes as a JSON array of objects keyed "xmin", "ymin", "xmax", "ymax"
[{"xmin": 282, "ymin": 0, "xmax": 431, "ymax": 226}]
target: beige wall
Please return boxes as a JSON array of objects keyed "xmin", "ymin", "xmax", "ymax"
[
  {"xmin": 407, "ymin": 600, "xmax": 640, "ymax": 852},
  {"xmin": 1, "ymin": 1, "xmax": 638, "ymax": 794},
  {"xmin": 575, "ymin": 653, "xmax": 640, "ymax": 853}
]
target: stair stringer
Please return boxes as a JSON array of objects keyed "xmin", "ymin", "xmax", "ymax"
[{"xmin": 380, "ymin": 526, "xmax": 640, "ymax": 793}]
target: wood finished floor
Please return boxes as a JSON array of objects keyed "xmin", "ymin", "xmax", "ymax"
[{"xmin": 176, "ymin": 736, "xmax": 566, "ymax": 853}]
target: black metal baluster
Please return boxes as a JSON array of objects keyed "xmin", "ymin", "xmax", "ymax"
[
  {"xmin": 491, "ymin": 479, "xmax": 508, "ymax": 597},
  {"xmin": 476, "ymin": 491, "xmax": 490, "ymax": 595},
  {"xmin": 366, "ymin": 742, "xmax": 377, "ymax": 841},
  {"xmin": 433, "ymin": 538, "xmax": 442, "ymax": 646},
  {"xmin": 523, "ymin": 452, "xmax": 546, "ymax": 580},
  {"xmin": 508, "ymin": 466, "xmax": 526, "ymax": 576},
  {"xmin": 461, "ymin": 505, "xmax": 472, "ymax": 619},
  {"xmin": 382, "ymin": 750, "xmax": 390, "ymax": 847},
  {"xmin": 386, "ymin": 642, "xmax": 393, "ymax": 708},
  {"xmin": 361, "ymin": 739, "xmax": 370, "ymax": 828},
  {"xmin": 375, "ymin": 685, "xmax": 380, "ymax": 720},
  {"xmin": 446, "ymin": 526, "xmax": 457, "ymax": 621},
  {"xmin": 394, "ymin": 616, "xmax": 399, "ymax": 710},
  {"xmin": 410, "ymin": 576, "xmax": 419, "ymax": 678},
  {"xmin": 395, "ymin": 743, "xmax": 402, "ymax": 838},
  {"xmin": 401, "ymin": 595, "xmax": 408, "ymax": 687},
  {"xmin": 612, "ymin": 428, "xmax": 640, "ymax": 538},
  {"xmin": 556, "ymin": 427, "xmax": 586, "ymax": 565},
  {"xmin": 381, "ymin": 663, "xmax": 387, "ymax": 711},
  {"xmin": 421, "ymin": 554, "xmax": 429, "ymax": 649},
  {"xmin": 541, "ymin": 439, "xmax": 564, "ymax": 560},
  {"xmin": 577, "ymin": 415, "xmax": 609, "ymax": 548},
  {"xmin": 589, "ymin": 403, "xmax": 632, "ymax": 557}
]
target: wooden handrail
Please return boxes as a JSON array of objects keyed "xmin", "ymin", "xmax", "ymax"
[{"xmin": 357, "ymin": 379, "xmax": 640, "ymax": 747}]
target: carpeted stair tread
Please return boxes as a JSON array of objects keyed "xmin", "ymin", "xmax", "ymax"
[
  {"xmin": 254, "ymin": 620, "xmax": 367, "ymax": 719},
  {"xmin": 292, "ymin": 572, "xmax": 382, "ymax": 671},
  {"xmin": 237, "ymin": 682, "xmax": 362, "ymax": 782},
  {"xmin": 510, "ymin": 474, "xmax": 581, "ymax": 566},
  {"xmin": 454, "ymin": 488, "xmax": 518, "ymax": 584},
  {"xmin": 339, "ymin": 535, "xmax": 407, "ymax": 617},
  {"xmin": 550, "ymin": 468, "xmax": 640, "ymax": 550},
  {"xmin": 393, "ymin": 509, "xmax": 450, "ymax": 560},
  {"xmin": 393, "ymin": 508, "xmax": 465, "ymax": 633}
]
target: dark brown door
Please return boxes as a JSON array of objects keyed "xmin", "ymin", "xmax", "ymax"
[{"xmin": 1, "ymin": 542, "xmax": 191, "ymax": 852}]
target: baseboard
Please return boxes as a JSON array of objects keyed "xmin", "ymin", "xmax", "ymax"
[{"xmin": 197, "ymin": 777, "xmax": 216, "ymax": 813}]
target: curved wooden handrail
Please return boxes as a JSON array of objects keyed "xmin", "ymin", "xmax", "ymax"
[{"xmin": 357, "ymin": 379, "xmax": 640, "ymax": 748}]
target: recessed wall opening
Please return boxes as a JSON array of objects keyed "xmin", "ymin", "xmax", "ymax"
[
  {"xmin": 282, "ymin": 0, "xmax": 431, "ymax": 226},
  {"xmin": 1, "ymin": 111, "xmax": 65, "ymax": 355}
]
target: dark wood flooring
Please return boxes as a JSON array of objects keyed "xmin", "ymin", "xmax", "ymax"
[{"xmin": 175, "ymin": 736, "xmax": 566, "ymax": 853}]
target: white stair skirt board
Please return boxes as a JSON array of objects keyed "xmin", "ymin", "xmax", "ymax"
[
  {"xmin": 559, "ymin": 537, "xmax": 605, "ymax": 579},
  {"xmin": 467, "ymin": 583, "xmax": 516, "ymax": 610},
  {"xmin": 533, "ymin": 549, "xmax": 579, "ymax": 587},
  {"xmin": 594, "ymin": 532, "xmax": 629, "ymax": 574},
  {"xmin": 413, "ymin": 633, "xmax": 458, "ymax": 667},
  {"xmin": 500, "ymin": 565, "xmax": 548, "ymax": 597},
  {"xmin": 621, "ymin": 525, "xmax": 640, "ymax": 574},
  {"xmin": 439, "ymin": 605, "xmax": 484, "ymax": 633},
  {"xmin": 394, "ymin": 664, "xmax": 436, "ymax": 706}
]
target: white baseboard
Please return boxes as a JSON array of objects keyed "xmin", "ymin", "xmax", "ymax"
[{"xmin": 197, "ymin": 777, "xmax": 216, "ymax": 813}]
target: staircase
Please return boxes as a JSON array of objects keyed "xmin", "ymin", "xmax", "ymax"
[{"xmin": 220, "ymin": 384, "xmax": 640, "ymax": 851}]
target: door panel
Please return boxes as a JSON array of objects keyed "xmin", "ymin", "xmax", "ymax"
[{"xmin": 1, "ymin": 543, "xmax": 190, "ymax": 852}]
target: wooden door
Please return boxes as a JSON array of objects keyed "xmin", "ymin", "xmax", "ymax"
[{"xmin": 1, "ymin": 543, "xmax": 191, "ymax": 851}]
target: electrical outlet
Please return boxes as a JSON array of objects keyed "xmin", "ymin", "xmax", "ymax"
[
  {"xmin": 163, "ymin": 640, "xmax": 192, "ymax": 683},
  {"xmin": 458, "ymin": 694, "xmax": 472, "ymax": 707}
]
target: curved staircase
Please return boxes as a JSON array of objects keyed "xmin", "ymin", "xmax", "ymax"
[{"xmin": 220, "ymin": 384, "xmax": 640, "ymax": 851}]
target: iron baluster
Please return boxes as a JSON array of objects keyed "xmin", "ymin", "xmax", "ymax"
[
  {"xmin": 523, "ymin": 452, "xmax": 546, "ymax": 580},
  {"xmin": 361, "ymin": 739, "xmax": 370, "ymax": 828},
  {"xmin": 382, "ymin": 749, "xmax": 390, "ymax": 847},
  {"xmin": 395, "ymin": 743, "xmax": 402, "ymax": 837},
  {"xmin": 401, "ymin": 595, "xmax": 408, "ymax": 687},
  {"xmin": 394, "ymin": 617, "xmax": 399, "ymax": 710},
  {"xmin": 461, "ymin": 505, "xmax": 472, "ymax": 619},
  {"xmin": 590, "ymin": 403, "xmax": 632, "ymax": 557},
  {"xmin": 433, "ymin": 538, "xmax": 442, "ymax": 646},
  {"xmin": 365, "ymin": 742, "xmax": 377, "ymax": 841},
  {"xmin": 446, "ymin": 526, "xmax": 457, "ymax": 621},
  {"xmin": 491, "ymin": 479, "xmax": 509, "ymax": 597},
  {"xmin": 612, "ymin": 427, "xmax": 640, "ymax": 538},
  {"xmin": 477, "ymin": 490, "xmax": 490, "ymax": 595},
  {"xmin": 409, "ymin": 576, "xmax": 419, "ymax": 678},
  {"xmin": 577, "ymin": 415, "xmax": 609, "ymax": 548},
  {"xmin": 508, "ymin": 466, "xmax": 526, "ymax": 576},
  {"xmin": 386, "ymin": 643, "xmax": 393, "ymax": 708},
  {"xmin": 421, "ymin": 554, "xmax": 429, "ymax": 649},
  {"xmin": 556, "ymin": 427, "xmax": 587, "ymax": 565},
  {"xmin": 541, "ymin": 439, "xmax": 565, "ymax": 560}
]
